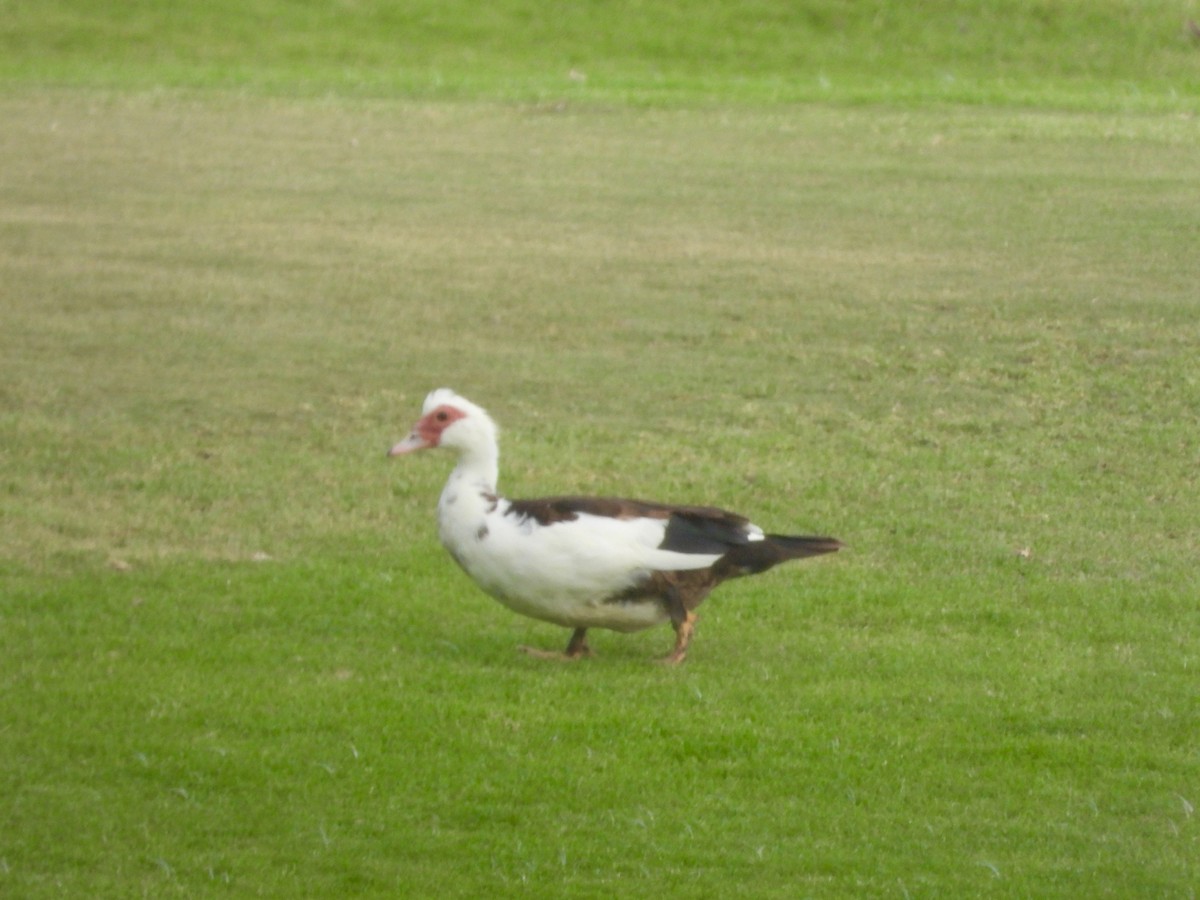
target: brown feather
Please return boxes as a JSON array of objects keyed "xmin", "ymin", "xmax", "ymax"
[
  {"xmin": 615, "ymin": 534, "xmax": 842, "ymax": 620},
  {"xmin": 504, "ymin": 495, "xmax": 748, "ymax": 528}
]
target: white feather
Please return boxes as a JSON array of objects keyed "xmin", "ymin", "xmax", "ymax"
[
  {"xmin": 437, "ymin": 486, "xmax": 720, "ymax": 631},
  {"xmin": 415, "ymin": 388, "xmax": 727, "ymax": 632}
]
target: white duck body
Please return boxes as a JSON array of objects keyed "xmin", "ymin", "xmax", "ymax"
[
  {"xmin": 390, "ymin": 388, "xmax": 842, "ymax": 662},
  {"xmin": 436, "ymin": 475, "xmax": 721, "ymax": 632}
]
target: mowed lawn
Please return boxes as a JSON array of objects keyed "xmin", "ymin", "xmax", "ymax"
[{"xmin": 2, "ymin": 91, "xmax": 1198, "ymax": 896}]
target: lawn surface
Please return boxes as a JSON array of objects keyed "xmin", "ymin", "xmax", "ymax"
[
  {"xmin": 2, "ymin": 2, "xmax": 1199, "ymax": 897},
  {"xmin": 4, "ymin": 0, "xmax": 1200, "ymax": 108}
]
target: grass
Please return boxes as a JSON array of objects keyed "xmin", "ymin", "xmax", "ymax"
[
  {"xmin": 2, "ymin": 2, "xmax": 1200, "ymax": 896},
  {"xmin": 3, "ymin": 0, "xmax": 1200, "ymax": 109},
  {"xmin": 3, "ymin": 91, "xmax": 1197, "ymax": 898}
]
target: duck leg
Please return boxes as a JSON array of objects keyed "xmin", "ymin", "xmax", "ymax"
[
  {"xmin": 662, "ymin": 588, "xmax": 700, "ymax": 667},
  {"xmin": 564, "ymin": 627, "xmax": 592, "ymax": 658},
  {"xmin": 660, "ymin": 610, "xmax": 697, "ymax": 665},
  {"xmin": 519, "ymin": 627, "xmax": 593, "ymax": 660}
]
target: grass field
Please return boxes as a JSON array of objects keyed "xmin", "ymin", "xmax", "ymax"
[
  {"xmin": 4, "ymin": 0, "xmax": 1200, "ymax": 109},
  {"xmin": 3, "ymin": 2, "xmax": 1200, "ymax": 897}
]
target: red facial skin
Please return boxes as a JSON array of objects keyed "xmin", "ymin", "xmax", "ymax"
[{"xmin": 389, "ymin": 404, "xmax": 466, "ymax": 455}]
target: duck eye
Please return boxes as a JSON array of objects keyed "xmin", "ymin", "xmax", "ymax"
[{"xmin": 435, "ymin": 410, "xmax": 449, "ymax": 423}]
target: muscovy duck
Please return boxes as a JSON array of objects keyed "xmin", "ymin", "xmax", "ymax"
[{"xmin": 390, "ymin": 389, "xmax": 841, "ymax": 663}]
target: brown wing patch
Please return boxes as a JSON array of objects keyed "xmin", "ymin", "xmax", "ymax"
[
  {"xmin": 612, "ymin": 532, "xmax": 842, "ymax": 616},
  {"xmin": 613, "ymin": 568, "xmax": 721, "ymax": 619},
  {"xmin": 504, "ymin": 495, "xmax": 749, "ymax": 529},
  {"xmin": 504, "ymin": 496, "xmax": 668, "ymax": 525}
]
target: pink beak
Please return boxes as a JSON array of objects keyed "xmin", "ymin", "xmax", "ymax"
[{"xmin": 388, "ymin": 432, "xmax": 431, "ymax": 456}]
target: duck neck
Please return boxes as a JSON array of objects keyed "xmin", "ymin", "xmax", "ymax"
[{"xmin": 450, "ymin": 442, "xmax": 499, "ymax": 497}]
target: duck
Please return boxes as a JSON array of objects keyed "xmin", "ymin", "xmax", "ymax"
[{"xmin": 390, "ymin": 388, "xmax": 841, "ymax": 663}]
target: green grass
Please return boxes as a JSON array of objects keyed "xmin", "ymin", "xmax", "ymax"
[
  {"xmin": 3, "ymin": 91, "xmax": 1198, "ymax": 898},
  {"xmin": 2, "ymin": 2, "xmax": 1200, "ymax": 896},
  {"xmin": 3, "ymin": 0, "xmax": 1200, "ymax": 109}
]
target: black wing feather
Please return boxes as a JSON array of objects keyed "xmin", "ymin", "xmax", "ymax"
[
  {"xmin": 505, "ymin": 495, "xmax": 752, "ymax": 558},
  {"xmin": 659, "ymin": 510, "xmax": 755, "ymax": 555}
]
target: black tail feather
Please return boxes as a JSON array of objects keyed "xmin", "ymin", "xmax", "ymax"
[
  {"xmin": 766, "ymin": 534, "xmax": 843, "ymax": 558},
  {"xmin": 718, "ymin": 534, "xmax": 842, "ymax": 578}
]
